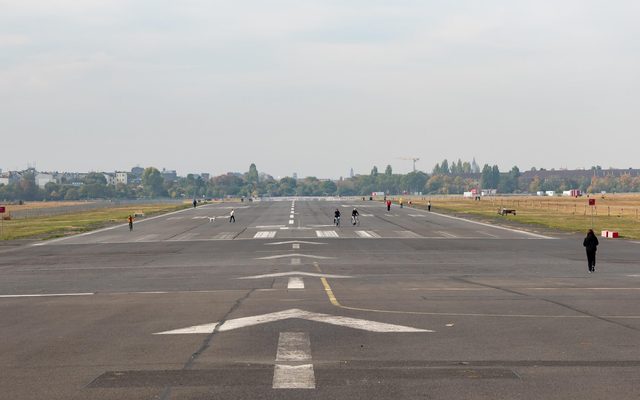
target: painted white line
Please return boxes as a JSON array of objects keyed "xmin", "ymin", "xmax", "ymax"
[
  {"xmin": 192, "ymin": 216, "xmax": 208, "ymax": 219},
  {"xmin": 409, "ymin": 214, "xmax": 426, "ymax": 217},
  {"xmin": 212, "ymin": 232, "xmax": 235, "ymax": 240},
  {"xmin": 155, "ymin": 308, "xmax": 432, "ymax": 334},
  {"xmin": 355, "ymin": 230, "xmax": 381, "ymax": 238},
  {"xmin": 0, "ymin": 292, "xmax": 94, "ymax": 298},
  {"xmin": 255, "ymin": 225, "xmax": 285, "ymax": 229},
  {"xmin": 276, "ymin": 332, "xmax": 312, "ymax": 361},
  {"xmin": 287, "ymin": 277, "xmax": 305, "ymax": 289},
  {"xmin": 290, "ymin": 214, "xmax": 295, "ymax": 219},
  {"xmin": 478, "ymin": 231, "xmax": 500, "ymax": 238},
  {"xmin": 266, "ymin": 241, "xmax": 325, "ymax": 245},
  {"xmin": 257, "ymin": 253, "xmax": 333, "ymax": 260},
  {"xmin": 134, "ymin": 234, "xmax": 159, "ymax": 242},
  {"xmin": 292, "ymin": 244, "xmax": 300, "ymax": 249},
  {"xmin": 361, "ymin": 214, "xmax": 374, "ymax": 217},
  {"xmin": 169, "ymin": 232, "xmax": 198, "ymax": 241},
  {"xmin": 428, "ymin": 210, "xmax": 553, "ymax": 239},
  {"xmin": 395, "ymin": 231, "xmax": 423, "ymax": 238},
  {"xmin": 316, "ymin": 230, "xmax": 339, "ymax": 238},
  {"xmin": 166, "ymin": 217, "xmax": 184, "ymax": 220},
  {"xmin": 289, "ymin": 219, "xmax": 295, "ymax": 225},
  {"xmin": 291, "ymin": 258, "xmax": 301, "ymax": 265},
  {"xmin": 254, "ymin": 231, "xmax": 277, "ymax": 239},
  {"xmin": 436, "ymin": 231, "xmax": 458, "ymax": 238},
  {"xmin": 238, "ymin": 272, "xmax": 351, "ymax": 279},
  {"xmin": 273, "ymin": 365, "xmax": 315, "ymax": 389}
]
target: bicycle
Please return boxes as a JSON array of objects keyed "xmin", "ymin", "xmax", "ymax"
[
  {"xmin": 351, "ymin": 215, "xmax": 359, "ymax": 226},
  {"xmin": 334, "ymin": 216, "xmax": 341, "ymax": 226}
]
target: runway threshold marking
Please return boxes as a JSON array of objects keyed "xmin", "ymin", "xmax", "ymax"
[
  {"xmin": 355, "ymin": 230, "xmax": 381, "ymax": 238},
  {"xmin": 316, "ymin": 230, "xmax": 339, "ymax": 238},
  {"xmin": 254, "ymin": 231, "xmax": 277, "ymax": 239},
  {"xmin": 273, "ymin": 332, "xmax": 315, "ymax": 389}
]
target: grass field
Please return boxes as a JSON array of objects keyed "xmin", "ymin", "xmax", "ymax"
[
  {"xmin": 394, "ymin": 194, "xmax": 640, "ymax": 240},
  {"xmin": 0, "ymin": 202, "xmax": 191, "ymax": 240}
]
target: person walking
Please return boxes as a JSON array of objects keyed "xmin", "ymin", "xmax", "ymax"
[
  {"xmin": 583, "ymin": 229, "xmax": 599, "ymax": 273},
  {"xmin": 128, "ymin": 215, "xmax": 134, "ymax": 231},
  {"xmin": 386, "ymin": 200, "xmax": 392, "ymax": 212},
  {"xmin": 427, "ymin": 201, "xmax": 431, "ymax": 212},
  {"xmin": 193, "ymin": 199, "xmax": 197, "ymax": 208},
  {"xmin": 229, "ymin": 209, "xmax": 235, "ymax": 223}
]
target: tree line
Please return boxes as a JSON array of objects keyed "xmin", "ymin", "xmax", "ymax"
[{"xmin": 1, "ymin": 161, "xmax": 639, "ymax": 202}]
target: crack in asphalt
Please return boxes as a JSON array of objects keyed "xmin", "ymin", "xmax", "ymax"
[{"xmin": 158, "ymin": 288, "xmax": 256, "ymax": 400}]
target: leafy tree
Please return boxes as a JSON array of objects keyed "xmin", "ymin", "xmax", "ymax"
[
  {"xmin": 370, "ymin": 166, "xmax": 379, "ymax": 177},
  {"xmin": 142, "ymin": 167, "xmax": 166, "ymax": 197},
  {"xmin": 385, "ymin": 165, "xmax": 393, "ymax": 176}
]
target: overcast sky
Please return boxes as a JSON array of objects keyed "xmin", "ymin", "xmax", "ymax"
[{"xmin": 2, "ymin": 0, "xmax": 639, "ymax": 178}]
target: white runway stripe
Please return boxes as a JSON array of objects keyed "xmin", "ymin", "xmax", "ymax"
[
  {"xmin": 316, "ymin": 230, "xmax": 339, "ymax": 238},
  {"xmin": 0, "ymin": 292, "xmax": 94, "ymax": 298},
  {"xmin": 254, "ymin": 231, "xmax": 277, "ymax": 239},
  {"xmin": 436, "ymin": 231, "xmax": 458, "ymax": 238},
  {"xmin": 273, "ymin": 332, "xmax": 315, "ymax": 389},
  {"xmin": 212, "ymin": 232, "xmax": 235, "ymax": 240},
  {"xmin": 276, "ymin": 332, "xmax": 312, "ymax": 361},
  {"xmin": 355, "ymin": 230, "xmax": 381, "ymax": 238},
  {"xmin": 273, "ymin": 365, "xmax": 315, "ymax": 389},
  {"xmin": 287, "ymin": 277, "xmax": 305, "ymax": 289},
  {"xmin": 395, "ymin": 231, "xmax": 423, "ymax": 238}
]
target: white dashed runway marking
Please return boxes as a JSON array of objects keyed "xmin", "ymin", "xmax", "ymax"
[
  {"xmin": 316, "ymin": 230, "xmax": 339, "ymax": 238},
  {"xmin": 254, "ymin": 231, "xmax": 277, "ymax": 239}
]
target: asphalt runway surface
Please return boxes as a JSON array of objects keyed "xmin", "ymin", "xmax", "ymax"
[{"xmin": 1, "ymin": 199, "xmax": 639, "ymax": 399}]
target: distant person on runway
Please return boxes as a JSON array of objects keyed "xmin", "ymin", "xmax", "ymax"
[
  {"xmin": 386, "ymin": 200, "xmax": 392, "ymax": 211},
  {"xmin": 428, "ymin": 201, "xmax": 431, "ymax": 212},
  {"xmin": 229, "ymin": 209, "xmax": 235, "ymax": 223},
  {"xmin": 128, "ymin": 215, "xmax": 134, "ymax": 231},
  {"xmin": 334, "ymin": 209, "xmax": 341, "ymax": 226},
  {"xmin": 193, "ymin": 199, "xmax": 197, "ymax": 208},
  {"xmin": 583, "ymin": 229, "xmax": 599, "ymax": 273}
]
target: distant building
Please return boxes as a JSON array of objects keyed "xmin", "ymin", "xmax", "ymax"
[
  {"xmin": 161, "ymin": 169, "xmax": 177, "ymax": 182},
  {"xmin": 349, "ymin": 168, "xmax": 354, "ymax": 178},
  {"xmin": 200, "ymin": 173, "xmax": 210, "ymax": 181},
  {"xmin": 131, "ymin": 166, "xmax": 144, "ymax": 177},
  {"xmin": 36, "ymin": 173, "xmax": 55, "ymax": 188},
  {"xmin": 103, "ymin": 173, "xmax": 116, "ymax": 186},
  {"xmin": 115, "ymin": 171, "xmax": 128, "ymax": 185}
]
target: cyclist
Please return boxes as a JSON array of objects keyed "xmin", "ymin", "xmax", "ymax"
[
  {"xmin": 333, "ymin": 209, "xmax": 341, "ymax": 226},
  {"xmin": 351, "ymin": 208, "xmax": 359, "ymax": 225}
]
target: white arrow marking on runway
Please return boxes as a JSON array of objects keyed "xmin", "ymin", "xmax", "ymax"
[
  {"xmin": 292, "ymin": 244, "xmax": 300, "ymax": 249},
  {"xmin": 256, "ymin": 253, "xmax": 333, "ymax": 260},
  {"xmin": 266, "ymin": 241, "xmax": 326, "ymax": 246},
  {"xmin": 238, "ymin": 272, "xmax": 352, "ymax": 279},
  {"xmin": 291, "ymin": 258, "xmax": 301, "ymax": 265},
  {"xmin": 287, "ymin": 277, "xmax": 304, "ymax": 289},
  {"xmin": 154, "ymin": 308, "xmax": 432, "ymax": 334}
]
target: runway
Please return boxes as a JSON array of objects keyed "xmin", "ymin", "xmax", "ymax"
[{"xmin": 1, "ymin": 199, "xmax": 639, "ymax": 399}]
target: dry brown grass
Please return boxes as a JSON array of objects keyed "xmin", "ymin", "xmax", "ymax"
[{"xmin": 391, "ymin": 193, "xmax": 640, "ymax": 239}]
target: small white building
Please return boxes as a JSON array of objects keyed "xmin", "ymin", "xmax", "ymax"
[
  {"xmin": 36, "ymin": 173, "xmax": 55, "ymax": 189},
  {"xmin": 115, "ymin": 172, "xmax": 128, "ymax": 185},
  {"xmin": 545, "ymin": 191, "xmax": 556, "ymax": 196}
]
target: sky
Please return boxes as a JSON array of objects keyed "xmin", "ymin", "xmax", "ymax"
[{"xmin": 1, "ymin": 0, "xmax": 639, "ymax": 178}]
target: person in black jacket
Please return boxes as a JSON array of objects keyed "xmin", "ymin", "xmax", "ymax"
[{"xmin": 583, "ymin": 229, "xmax": 599, "ymax": 273}]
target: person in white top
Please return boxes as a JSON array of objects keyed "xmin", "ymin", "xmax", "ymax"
[{"xmin": 229, "ymin": 209, "xmax": 235, "ymax": 223}]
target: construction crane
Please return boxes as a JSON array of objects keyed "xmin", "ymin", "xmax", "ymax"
[{"xmin": 398, "ymin": 157, "xmax": 420, "ymax": 172}]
